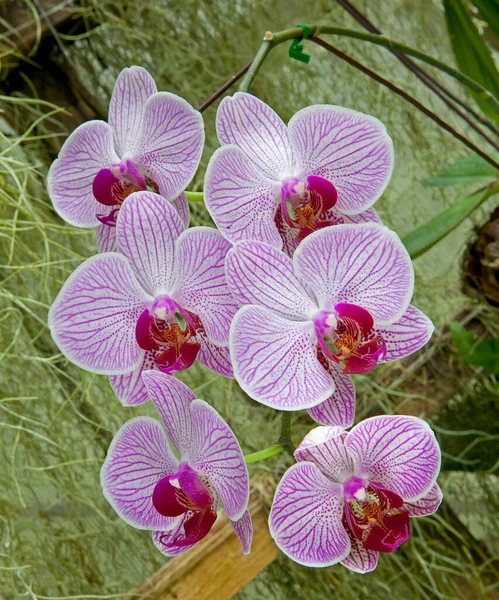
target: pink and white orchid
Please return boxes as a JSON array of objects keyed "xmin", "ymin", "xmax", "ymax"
[
  {"xmin": 269, "ymin": 416, "xmax": 442, "ymax": 571},
  {"xmin": 101, "ymin": 372, "xmax": 252, "ymax": 555},
  {"xmin": 48, "ymin": 66, "xmax": 204, "ymax": 251},
  {"xmin": 205, "ymin": 92, "xmax": 393, "ymax": 255},
  {"xmin": 225, "ymin": 223, "xmax": 433, "ymax": 426},
  {"xmin": 48, "ymin": 191, "xmax": 237, "ymax": 406}
]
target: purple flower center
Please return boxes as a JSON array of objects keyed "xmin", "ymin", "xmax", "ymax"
[
  {"xmin": 314, "ymin": 303, "xmax": 386, "ymax": 374},
  {"xmin": 343, "ymin": 479, "xmax": 410, "ymax": 553},
  {"xmin": 280, "ymin": 175, "xmax": 338, "ymax": 241},
  {"xmin": 135, "ymin": 296, "xmax": 202, "ymax": 373},
  {"xmin": 92, "ymin": 160, "xmax": 158, "ymax": 227},
  {"xmin": 153, "ymin": 464, "xmax": 217, "ymax": 549}
]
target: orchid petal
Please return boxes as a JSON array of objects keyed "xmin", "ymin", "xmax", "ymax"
[
  {"xmin": 109, "ymin": 351, "xmax": 156, "ymax": 406},
  {"xmin": 142, "ymin": 371, "xmax": 195, "ymax": 458},
  {"xmin": 288, "ymin": 105, "xmax": 394, "ymax": 214},
  {"xmin": 377, "ymin": 305, "xmax": 434, "ymax": 363},
  {"xmin": 230, "ymin": 306, "xmax": 333, "ymax": 410},
  {"xmin": 340, "ymin": 531, "xmax": 379, "ymax": 573},
  {"xmin": 171, "ymin": 227, "xmax": 238, "ymax": 345},
  {"xmin": 101, "ymin": 416, "xmax": 179, "ymax": 530},
  {"xmin": 269, "ymin": 462, "xmax": 350, "ymax": 567},
  {"xmin": 108, "ymin": 66, "xmax": 157, "ymax": 157},
  {"xmin": 190, "ymin": 400, "xmax": 249, "ymax": 521},
  {"xmin": 133, "ymin": 93, "xmax": 204, "ymax": 201},
  {"xmin": 230, "ymin": 509, "xmax": 253, "ymax": 555},
  {"xmin": 307, "ymin": 360, "xmax": 356, "ymax": 427},
  {"xmin": 346, "ymin": 416, "xmax": 441, "ymax": 501},
  {"xmin": 216, "ymin": 92, "xmax": 294, "ymax": 179},
  {"xmin": 48, "ymin": 253, "xmax": 149, "ymax": 374},
  {"xmin": 195, "ymin": 331, "xmax": 234, "ymax": 378},
  {"xmin": 225, "ymin": 240, "xmax": 317, "ymax": 319},
  {"xmin": 171, "ymin": 192, "xmax": 190, "ymax": 229},
  {"xmin": 96, "ymin": 223, "xmax": 117, "ymax": 252},
  {"xmin": 404, "ymin": 483, "xmax": 443, "ymax": 517},
  {"xmin": 116, "ymin": 191, "xmax": 184, "ymax": 297},
  {"xmin": 152, "ymin": 514, "xmax": 201, "ymax": 556},
  {"xmin": 47, "ymin": 121, "xmax": 118, "ymax": 227},
  {"xmin": 294, "ymin": 224, "xmax": 414, "ymax": 325},
  {"xmin": 294, "ymin": 426, "xmax": 354, "ymax": 482},
  {"xmin": 204, "ymin": 145, "xmax": 282, "ymax": 247}
]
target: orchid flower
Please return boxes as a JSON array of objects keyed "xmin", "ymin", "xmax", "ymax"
[
  {"xmin": 48, "ymin": 66, "xmax": 204, "ymax": 251},
  {"xmin": 269, "ymin": 415, "xmax": 442, "ymax": 571},
  {"xmin": 48, "ymin": 191, "xmax": 238, "ymax": 406},
  {"xmin": 205, "ymin": 92, "xmax": 393, "ymax": 256},
  {"xmin": 225, "ymin": 223, "xmax": 433, "ymax": 426},
  {"xmin": 101, "ymin": 371, "xmax": 252, "ymax": 555}
]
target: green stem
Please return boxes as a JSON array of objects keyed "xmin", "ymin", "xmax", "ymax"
[
  {"xmin": 184, "ymin": 191, "xmax": 204, "ymax": 202},
  {"xmin": 244, "ymin": 443, "xmax": 284, "ymax": 464},
  {"xmin": 238, "ymin": 24, "xmax": 499, "ymax": 117}
]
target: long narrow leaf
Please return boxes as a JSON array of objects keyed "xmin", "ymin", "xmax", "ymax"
[
  {"xmin": 402, "ymin": 184, "xmax": 499, "ymax": 258},
  {"xmin": 443, "ymin": 0, "xmax": 499, "ymax": 122},
  {"xmin": 423, "ymin": 154, "xmax": 499, "ymax": 187},
  {"xmin": 473, "ymin": 0, "xmax": 499, "ymax": 41}
]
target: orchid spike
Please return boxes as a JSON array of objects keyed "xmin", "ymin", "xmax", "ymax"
[
  {"xmin": 48, "ymin": 66, "xmax": 202, "ymax": 251},
  {"xmin": 205, "ymin": 92, "xmax": 393, "ymax": 255},
  {"xmin": 101, "ymin": 372, "xmax": 252, "ymax": 555},
  {"xmin": 226, "ymin": 223, "xmax": 434, "ymax": 424},
  {"xmin": 49, "ymin": 191, "xmax": 238, "ymax": 406},
  {"xmin": 269, "ymin": 416, "xmax": 442, "ymax": 571}
]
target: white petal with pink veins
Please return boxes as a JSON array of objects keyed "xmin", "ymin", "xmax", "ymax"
[{"xmin": 269, "ymin": 462, "xmax": 350, "ymax": 567}]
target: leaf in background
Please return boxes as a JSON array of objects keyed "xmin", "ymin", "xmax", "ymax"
[
  {"xmin": 473, "ymin": 0, "xmax": 499, "ymax": 41},
  {"xmin": 443, "ymin": 0, "xmax": 499, "ymax": 122},
  {"xmin": 450, "ymin": 321, "xmax": 499, "ymax": 373},
  {"xmin": 423, "ymin": 154, "xmax": 499, "ymax": 186},
  {"xmin": 402, "ymin": 185, "xmax": 498, "ymax": 258}
]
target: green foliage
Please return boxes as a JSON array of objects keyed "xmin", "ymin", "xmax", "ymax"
[
  {"xmin": 402, "ymin": 185, "xmax": 498, "ymax": 258},
  {"xmin": 473, "ymin": 0, "xmax": 499, "ymax": 40},
  {"xmin": 423, "ymin": 154, "xmax": 499, "ymax": 187},
  {"xmin": 443, "ymin": 0, "xmax": 499, "ymax": 121},
  {"xmin": 450, "ymin": 321, "xmax": 499, "ymax": 373}
]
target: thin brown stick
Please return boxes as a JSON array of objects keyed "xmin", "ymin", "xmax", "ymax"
[
  {"xmin": 197, "ymin": 59, "xmax": 253, "ymax": 112},
  {"xmin": 310, "ymin": 36, "xmax": 499, "ymax": 170},
  {"xmin": 334, "ymin": 0, "xmax": 499, "ymax": 145}
]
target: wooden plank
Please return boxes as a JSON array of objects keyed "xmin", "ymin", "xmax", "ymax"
[{"xmin": 126, "ymin": 498, "xmax": 279, "ymax": 600}]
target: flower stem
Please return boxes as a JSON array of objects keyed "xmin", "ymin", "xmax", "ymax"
[
  {"xmin": 185, "ymin": 191, "xmax": 204, "ymax": 202},
  {"xmin": 244, "ymin": 443, "xmax": 284, "ymax": 464}
]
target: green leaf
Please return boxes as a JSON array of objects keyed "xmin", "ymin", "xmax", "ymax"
[
  {"xmin": 423, "ymin": 154, "xmax": 498, "ymax": 187},
  {"xmin": 473, "ymin": 0, "xmax": 499, "ymax": 41},
  {"xmin": 450, "ymin": 321, "xmax": 499, "ymax": 373},
  {"xmin": 402, "ymin": 185, "xmax": 498, "ymax": 258},
  {"xmin": 443, "ymin": 0, "xmax": 499, "ymax": 122}
]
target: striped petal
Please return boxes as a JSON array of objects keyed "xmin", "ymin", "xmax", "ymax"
[
  {"xmin": 101, "ymin": 416, "xmax": 179, "ymax": 530},
  {"xmin": 377, "ymin": 305, "xmax": 434, "ymax": 363},
  {"xmin": 294, "ymin": 224, "xmax": 414, "ymax": 325},
  {"xmin": 225, "ymin": 240, "xmax": 317, "ymax": 319},
  {"xmin": 204, "ymin": 145, "xmax": 282, "ymax": 247},
  {"xmin": 269, "ymin": 462, "xmax": 350, "ymax": 567},
  {"xmin": 47, "ymin": 121, "xmax": 118, "ymax": 227},
  {"xmin": 230, "ymin": 306, "xmax": 333, "ymax": 410},
  {"xmin": 288, "ymin": 105, "xmax": 394, "ymax": 215},
  {"xmin": 116, "ymin": 191, "xmax": 184, "ymax": 297},
  {"xmin": 133, "ymin": 93, "xmax": 204, "ymax": 201},
  {"xmin": 340, "ymin": 530, "xmax": 378, "ymax": 573},
  {"xmin": 190, "ymin": 400, "xmax": 249, "ymax": 521},
  {"xmin": 108, "ymin": 66, "xmax": 157, "ymax": 157},
  {"xmin": 170, "ymin": 227, "xmax": 238, "ymax": 345},
  {"xmin": 404, "ymin": 483, "xmax": 443, "ymax": 517},
  {"xmin": 216, "ymin": 92, "xmax": 295, "ymax": 179},
  {"xmin": 96, "ymin": 223, "xmax": 117, "ymax": 252},
  {"xmin": 230, "ymin": 509, "xmax": 253, "ymax": 555},
  {"xmin": 346, "ymin": 416, "xmax": 441, "ymax": 502},
  {"xmin": 142, "ymin": 371, "xmax": 195, "ymax": 458},
  {"xmin": 48, "ymin": 253, "xmax": 149, "ymax": 375}
]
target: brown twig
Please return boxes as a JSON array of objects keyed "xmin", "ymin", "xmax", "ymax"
[
  {"xmin": 197, "ymin": 59, "xmax": 253, "ymax": 112},
  {"xmin": 310, "ymin": 36, "xmax": 499, "ymax": 171}
]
